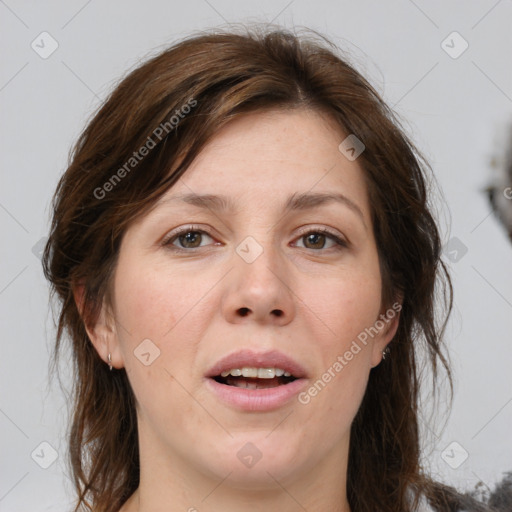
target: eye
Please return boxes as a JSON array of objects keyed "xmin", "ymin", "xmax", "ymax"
[
  {"xmin": 162, "ymin": 225, "xmax": 347, "ymax": 252},
  {"xmin": 293, "ymin": 228, "xmax": 347, "ymax": 251},
  {"xmin": 163, "ymin": 226, "xmax": 216, "ymax": 250}
]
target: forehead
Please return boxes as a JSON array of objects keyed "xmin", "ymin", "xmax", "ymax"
[
  {"xmin": 189, "ymin": 108, "xmax": 344, "ymax": 169},
  {"xmin": 156, "ymin": 108, "xmax": 371, "ymax": 218}
]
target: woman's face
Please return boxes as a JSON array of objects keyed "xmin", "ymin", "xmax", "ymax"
[{"xmin": 90, "ymin": 108, "xmax": 399, "ymax": 492}]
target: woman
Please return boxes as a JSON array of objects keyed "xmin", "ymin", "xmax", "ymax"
[{"xmin": 42, "ymin": 25, "xmax": 488, "ymax": 512}]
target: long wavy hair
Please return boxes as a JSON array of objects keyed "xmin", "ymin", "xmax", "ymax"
[{"xmin": 42, "ymin": 24, "xmax": 486, "ymax": 512}]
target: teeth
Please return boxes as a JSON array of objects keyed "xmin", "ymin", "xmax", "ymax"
[
  {"xmin": 242, "ymin": 367, "xmax": 258, "ymax": 378},
  {"xmin": 257, "ymin": 368, "xmax": 275, "ymax": 378},
  {"xmin": 219, "ymin": 367, "xmax": 293, "ymax": 379}
]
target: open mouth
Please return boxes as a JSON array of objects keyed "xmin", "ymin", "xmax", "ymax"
[
  {"xmin": 213, "ymin": 375, "xmax": 298, "ymax": 389},
  {"xmin": 205, "ymin": 352, "xmax": 307, "ymax": 398},
  {"xmin": 206, "ymin": 360, "xmax": 307, "ymax": 410}
]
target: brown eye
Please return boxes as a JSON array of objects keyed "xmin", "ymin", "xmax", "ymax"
[
  {"xmin": 294, "ymin": 229, "xmax": 346, "ymax": 251},
  {"xmin": 164, "ymin": 229, "xmax": 215, "ymax": 250},
  {"xmin": 177, "ymin": 231, "xmax": 203, "ymax": 248},
  {"xmin": 303, "ymin": 232, "xmax": 327, "ymax": 249}
]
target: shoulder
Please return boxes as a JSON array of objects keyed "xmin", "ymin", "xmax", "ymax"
[
  {"xmin": 406, "ymin": 482, "xmax": 491, "ymax": 512},
  {"xmin": 414, "ymin": 491, "xmax": 439, "ymax": 512}
]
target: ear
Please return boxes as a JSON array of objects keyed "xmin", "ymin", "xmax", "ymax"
[
  {"xmin": 370, "ymin": 300, "xmax": 403, "ymax": 368},
  {"xmin": 72, "ymin": 280, "xmax": 124, "ymax": 370}
]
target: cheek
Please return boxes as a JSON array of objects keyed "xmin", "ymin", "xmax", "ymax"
[
  {"xmin": 112, "ymin": 257, "xmax": 215, "ymax": 342},
  {"xmin": 296, "ymin": 267, "xmax": 381, "ymax": 419},
  {"xmin": 306, "ymin": 268, "xmax": 382, "ymax": 353},
  {"xmin": 111, "ymin": 258, "xmax": 212, "ymax": 422},
  {"xmin": 110, "ymin": 260, "xmax": 200, "ymax": 390}
]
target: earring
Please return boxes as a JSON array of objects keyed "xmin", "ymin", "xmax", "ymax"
[
  {"xmin": 382, "ymin": 346, "xmax": 390, "ymax": 360},
  {"xmin": 107, "ymin": 352, "xmax": 113, "ymax": 371}
]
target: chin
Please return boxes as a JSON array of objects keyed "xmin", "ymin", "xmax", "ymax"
[
  {"xmin": 195, "ymin": 435, "xmax": 307, "ymax": 489},
  {"xmin": 211, "ymin": 461, "xmax": 302, "ymax": 491}
]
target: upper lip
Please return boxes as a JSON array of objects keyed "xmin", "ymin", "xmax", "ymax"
[{"xmin": 206, "ymin": 349, "xmax": 308, "ymax": 379}]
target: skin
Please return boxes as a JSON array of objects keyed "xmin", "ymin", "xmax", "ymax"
[{"xmin": 80, "ymin": 108, "xmax": 400, "ymax": 512}]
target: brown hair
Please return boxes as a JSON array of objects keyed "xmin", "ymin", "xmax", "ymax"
[{"xmin": 42, "ymin": 24, "xmax": 485, "ymax": 512}]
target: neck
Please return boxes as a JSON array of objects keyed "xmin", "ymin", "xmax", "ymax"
[
  {"xmin": 120, "ymin": 436, "xmax": 352, "ymax": 512},
  {"xmin": 122, "ymin": 473, "xmax": 351, "ymax": 512}
]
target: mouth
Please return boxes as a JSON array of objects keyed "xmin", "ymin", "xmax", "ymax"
[
  {"xmin": 212, "ymin": 368, "xmax": 298, "ymax": 389},
  {"xmin": 205, "ymin": 349, "xmax": 307, "ymax": 411}
]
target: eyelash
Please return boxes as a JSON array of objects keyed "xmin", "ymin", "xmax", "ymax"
[{"xmin": 161, "ymin": 224, "xmax": 348, "ymax": 253}]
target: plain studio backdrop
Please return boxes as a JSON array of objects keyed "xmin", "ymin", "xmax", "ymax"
[{"xmin": 1, "ymin": 1, "xmax": 511, "ymax": 510}]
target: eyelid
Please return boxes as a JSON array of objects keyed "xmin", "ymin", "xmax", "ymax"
[
  {"xmin": 160, "ymin": 224, "xmax": 217, "ymax": 248},
  {"xmin": 293, "ymin": 225, "xmax": 349, "ymax": 249},
  {"xmin": 161, "ymin": 224, "xmax": 349, "ymax": 252}
]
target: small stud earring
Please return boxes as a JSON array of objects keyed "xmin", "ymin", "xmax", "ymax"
[
  {"xmin": 382, "ymin": 346, "xmax": 390, "ymax": 360},
  {"xmin": 107, "ymin": 352, "xmax": 113, "ymax": 371}
]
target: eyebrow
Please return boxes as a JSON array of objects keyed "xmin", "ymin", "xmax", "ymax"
[{"xmin": 161, "ymin": 191, "xmax": 366, "ymax": 228}]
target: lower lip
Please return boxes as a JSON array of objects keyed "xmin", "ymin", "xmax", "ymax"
[{"xmin": 205, "ymin": 377, "xmax": 308, "ymax": 412}]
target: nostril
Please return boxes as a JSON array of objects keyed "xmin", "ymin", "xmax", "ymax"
[{"xmin": 236, "ymin": 308, "xmax": 283, "ymax": 317}]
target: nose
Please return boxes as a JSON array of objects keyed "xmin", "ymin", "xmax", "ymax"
[{"xmin": 221, "ymin": 238, "xmax": 296, "ymax": 326}]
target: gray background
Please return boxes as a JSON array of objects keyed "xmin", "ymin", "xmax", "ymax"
[{"xmin": 1, "ymin": 1, "xmax": 511, "ymax": 510}]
